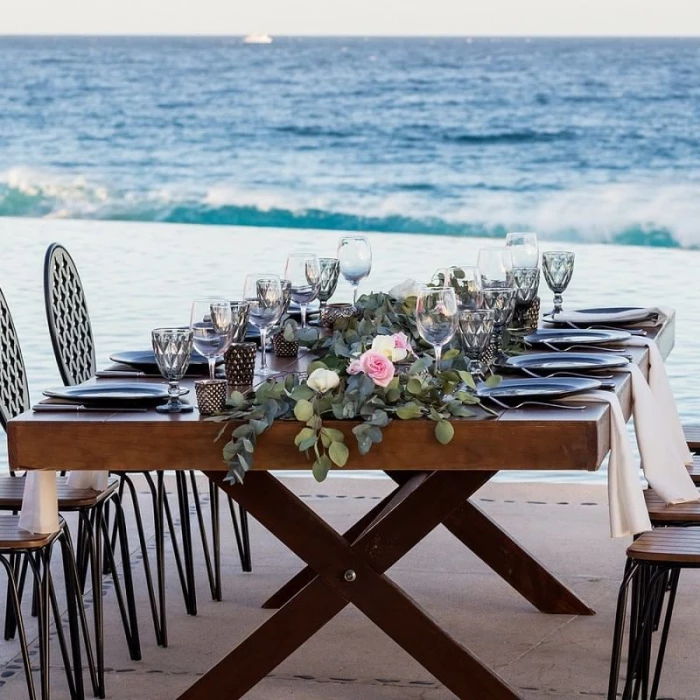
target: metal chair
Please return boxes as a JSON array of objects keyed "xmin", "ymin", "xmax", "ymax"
[
  {"xmin": 0, "ymin": 285, "xmax": 138, "ymax": 698},
  {"xmin": 608, "ymin": 528, "xmax": 700, "ymax": 700},
  {"xmin": 42, "ymin": 243, "xmax": 252, "ymax": 627}
]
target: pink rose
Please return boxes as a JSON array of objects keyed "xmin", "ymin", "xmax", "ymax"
[
  {"xmin": 359, "ymin": 350, "xmax": 395, "ymax": 388},
  {"xmin": 347, "ymin": 359, "xmax": 362, "ymax": 375},
  {"xmin": 392, "ymin": 332, "xmax": 411, "ymax": 352}
]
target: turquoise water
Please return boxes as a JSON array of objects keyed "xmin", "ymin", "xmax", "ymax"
[
  {"xmin": 1, "ymin": 37, "xmax": 700, "ymax": 247},
  {"xmin": 0, "ymin": 217, "xmax": 697, "ymax": 483}
]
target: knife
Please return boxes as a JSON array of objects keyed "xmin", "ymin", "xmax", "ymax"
[
  {"xmin": 33, "ymin": 404, "xmax": 149, "ymax": 413},
  {"xmin": 95, "ymin": 370, "xmax": 156, "ymax": 378}
]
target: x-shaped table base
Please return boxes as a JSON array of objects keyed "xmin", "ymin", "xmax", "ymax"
[{"xmin": 177, "ymin": 469, "xmax": 544, "ymax": 699}]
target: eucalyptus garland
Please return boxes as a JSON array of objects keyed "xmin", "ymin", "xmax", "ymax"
[{"xmin": 209, "ymin": 292, "xmax": 499, "ymax": 484}]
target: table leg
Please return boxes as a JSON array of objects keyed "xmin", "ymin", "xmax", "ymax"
[{"xmin": 179, "ymin": 470, "xmax": 520, "ymax": 700}]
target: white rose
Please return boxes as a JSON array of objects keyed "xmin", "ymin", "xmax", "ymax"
[
  {"xmin": 371, "ymin": 335, "xmax": 408, "ymax": 363},
  {"xmin": 388, "ymin": 278, "xmax": 422, "ymax": 302},
  {"xmin": 306, "ymin": 368, "xmax": 340, "ymax": 393}
]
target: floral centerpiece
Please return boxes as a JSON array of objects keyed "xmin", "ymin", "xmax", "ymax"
[{"xmin": 210, "ymin": 290, "xmax": 498, "ymax": 483}]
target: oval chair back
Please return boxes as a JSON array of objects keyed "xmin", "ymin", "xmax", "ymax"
[
  {"xmin": 0, "ymin": 287, "xmax": 31, "ymax": 432},
  {"xmin": 43, "ymin": 243, "xmax": 96, "ymax": 386}
]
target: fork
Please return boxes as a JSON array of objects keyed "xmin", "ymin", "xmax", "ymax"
[
  {"xmin": 518, "ymin": 367, "xmax": 615, "ymax": 380},
  {"xmin": 485, "ymin": 396, "xmax": 586, "ymax": 411},
  {"xmin": 561, "ymin": 321, "xmax": 648, "ymax": 336},
  {"xmin": 539, "ymin": 342, "xmax": 633, "ymax": 360}
]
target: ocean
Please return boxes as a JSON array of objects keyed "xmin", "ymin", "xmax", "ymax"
[{"xmin": 1, "ymin": 36, "xmax": 699, "ymax": 481}]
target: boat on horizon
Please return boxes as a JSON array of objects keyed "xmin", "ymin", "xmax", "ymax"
[{"xmin": 243, "ymin": 33, "xmax": 273, "ymax": 45}]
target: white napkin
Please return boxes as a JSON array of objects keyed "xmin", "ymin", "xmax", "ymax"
[
  {"xmin": 66, "ymin": 470, "xmax": 110, "ymax": 491},
  {"xmin": 620, "ymin": 335, "xmax": 697, "ymax": 504},
  {"xmin": 550, "ymin": 307, "xmax": 668, "ymax": 327},
  {"xmin": 18, "ymin": 472, "xmax": 60, "ymax": 535},
  {"xmin": 562, "ymin": 390, "xmax": 651, "ymax": 537}
]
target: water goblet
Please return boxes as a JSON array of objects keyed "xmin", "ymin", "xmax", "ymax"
[
  {"xmin": 430, "ymin": 266, "xmax": 483, "ymax": 311},
  {"xmin": 458, "ymin": 309, "xmax": 495, "ymax": 380},
  {"xmin": 505, "ymin": 232, "xmax": 539, "ymax": 268},
  {"xmin": 190, "ymin": 299, "xmax": 234, "ymax": 381},
  {"xmin": 480, "ymin": 287, "xmax": 516, "ymax": 363},
  {"xmin": 337, "ymin": 235, "xmax": 372, "ymax": 306},
  {"xmin": 243, "ymin": 274, "xmax": 284, "ymax": 376},
  {"xmin": 284, "ymin": 254, "xmax": 321, "ymax": 328},
  {"xmin": 415, "ymin": 286, "xmax": 459, "ymax": 372},
  {"xmin": 477, "ymin": 247, "xmax": 514, "ymax": 289},
  {"xmin": 542, "ymin": 251, "xmax": 575, "ymax": 315},
  {"xmin": 510, "ymin": 267, "xmax": 541, "ymax": 330},
  {"xmin": 152, "ymin": 328, "xmax": 194, "ymax": 413},
  {"xmin": 280, "ymin": 279, "xmax": 292, "ymax": 317},
  {"xmin": 317, "ymin": 258, "xmax": 341, "ymax": 307},
  {"xmin": 229, "ymin": 300, "xmax": 251, "ymax": 342}
]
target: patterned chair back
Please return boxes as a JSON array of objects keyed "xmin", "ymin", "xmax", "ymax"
[
  {"xmin": 43, "ymin": 243, "xmax": 97, "ymax": 386},
  {"xmin": 0, "ymin": 287, "xmax": 31, "ymax": 431}
]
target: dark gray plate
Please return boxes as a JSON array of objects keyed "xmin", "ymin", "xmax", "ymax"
[
  {"xmin": 109, "ymin": 350, "xmax": 222, "ymax": 372},
  {"xmin": 44, "ymin": 383, "xmax": 171, "ymax": 405},
  {"xmin": 501, "ymin": 352, "xmax": 629, "ymax": 372},
  {"xmin": 476, "ymin": 377, "xmax": 601, "ymax": 401},
  {"xmin": 523, "ymin": 328, "xmax": 631, "ymax": 347},
  {"xmin": 542, "ymin": 306, "xmax": 655, "ymax": 327}
]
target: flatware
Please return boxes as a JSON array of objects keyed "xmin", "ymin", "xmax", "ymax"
[
  {"xmin": 486, "ymin": 396, "xmax": 586, "ymax": 411},
  {"xmin": 96, "ymin": 370, "xmax": 156, "ymax": 378},
  {"xmin": 33, "ymin": 404, "xmax": 148, "ymax": 413},
  {"xmin": 541, "ymin": 342, "xmax": 634, "ymax": 360}
]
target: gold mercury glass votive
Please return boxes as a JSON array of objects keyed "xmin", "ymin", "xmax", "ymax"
[
  {"xmin": 194, "ymin": 379, "xmax": 228, "ymax": 415},
  {"xmin": 224, "ymin": 342, "xmax": 257, "ymax": 387},
  {"xmin": 320, "ymin": 303, "xmax": 357, "ymax": 328}
]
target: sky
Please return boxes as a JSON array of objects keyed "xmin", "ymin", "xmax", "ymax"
[{"xmin": 1, "ymin": 0, "xmax": 699, "ymax": 36}]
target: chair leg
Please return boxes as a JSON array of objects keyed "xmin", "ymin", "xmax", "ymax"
[
  {"xmin": 24, "ymin": 551, "xmax": 50, "ymax": 700},
  {"xmin": 175, "ymin": 472, "xmax": 197, "ymax": 615},
  {"xmin": 0, "ymin": 554, "xmax": 37, "ymax": 700},
  {"xmin": 650, "ymin": 567, "xmax": 681, "ymax": 700},
  {"xmin": 190, "ymin": 471, "xmax": 218, "ymax": 601},
  {"xmin": 608, "ymin": 558, "xmax": 637, "ymax": 700},
  {"xmin": 227, "ymin": 497, "xmax": 253, "ymax": 573},
  {"xmin": 209, "ymin": 480, "xmax": 222, "ymax": 600}
]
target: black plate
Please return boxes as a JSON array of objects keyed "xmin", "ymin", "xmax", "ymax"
[
  {"xmin": 109, "ymin": 350, "xmax": 218, "ymax": 371},
  {"xmin": 476, "ymin": 377, "xmax": 601, "ymax": 401},
  {"xmin": 44, "ymin": 383, "xmax": 171, "ymax": 405},
  {"xmin": 542, "ymin": 306, "xmax": 655, "ymax": 327},
  {"xmin": 501, "ymin": 352, "xmax": 629, "ymax": 373},
  {"xmin": 523, "ymin": 328, "xmax": 631, "ymax": 347}
]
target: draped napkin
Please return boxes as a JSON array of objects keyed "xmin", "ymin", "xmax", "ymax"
[
  {"xmin": 549, "ymin": 306, "xmax": 669, "ymax": 327},
  {"xmin": 66, "ymin": 470, "xmax": 110, "ymax": 491},
  {"xmin": 18, "ymin": 472, "xmax": 60, "ymax": 534}
]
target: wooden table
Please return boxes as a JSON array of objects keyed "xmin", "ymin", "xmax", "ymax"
[{"xmin": 7, "ymin": 317, "xmax": 675, "ymax": 699}]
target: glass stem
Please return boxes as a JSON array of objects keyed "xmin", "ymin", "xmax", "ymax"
[
  {"xmin": 260, "ymin": 329, "xmax": 268, "ymax": 371},
  {"xmin": 208, "ymin": 357, "xmax": 216, "ymax": 381},
  {"xmin": 300, "ymin": 304, "xmax": 308, "ymax": 329},
  {"xmin": 167, "ymin": 380, "xmax": 180, "ymax": 409},
  {"xmin": 553, "ymin": 292, "xmax": 563, "ymax": 314},
  {"xmin": 352, "ymin": 283, "xmax": 359, "ymax": 306},
  {"xmin": 434, "ymin": 344, "xmax": 443, "ymax": 373}
]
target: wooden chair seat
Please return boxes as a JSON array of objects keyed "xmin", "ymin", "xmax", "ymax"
[
  {"xmin": 644, "ymin": 488, "xmax": 700, "ymax": 523},
  {"xmin": 628, "ymin": 527, "xmax": 700, "ymax": 564},
  {"xmin": 683, "ymin": 424, "xmax": 700, "ymax": 452},
  {"xmin": 0, "ymin": 514, "xmax": 62, "ymax": 549},
  {"xmin": 686, "ymin": 454, "xmax": 700, "ymax": 484},
  {"xmin": 0, "ymin": 475, "xmax": 118, "ymax": 510}
]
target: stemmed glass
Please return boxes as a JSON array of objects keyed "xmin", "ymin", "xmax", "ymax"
[
  {"xmin": 431, "ymin": 266, "xmax": 483, "ymax": 310},
  {"xmin": 337, "ymin": 236, "xmax": 372, "ymax": 306},
  {"xmin": 317, "ymin": 258, "xmax": 341, "ymax": 307},
  {"xmin": 152, "ymin": 328, "xmax": 194, "ymax": 413},
  {"xmin": 415, "ymin": 286, "xmax": 459, "ymax": 372},
  {"xmin": 459, "ymin": 309, "xmax": 495, "ymax": 380},
  {"xmin": 480, "ymin": 287, "xmax": 516, "ymax": 363},
  {"xmin": 284, "ymin": 254, "xmax": 321, "ymax": 328},
  {"xmin": 542, "ymin": 251, "xmax": 575, "ymax": 315},
  {"xmin": 477, "ymin": 247, "xmax": 514, "ymax": 289},
  {"xmin": 505, "ymin": 232, "xmax": 539, "ymax": 268},
  {"xmin": 243, "ymin": 274, "xmax": 284, "ymax": 376},
  {"xmin": 190, "ymin": 299, "xmax": 234, "ymax": 381}
]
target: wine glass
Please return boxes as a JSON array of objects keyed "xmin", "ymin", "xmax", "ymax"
[
  {"xmin": 284, "ymin": 254, "xmax": 321, "ymax": 328},
  {"xmin": 431, "ymin": 266, "xmax": 483, "ymax": 310},
  {"xmin": 243, "ymin": 274, "xmax": 284, "ymax": 376},
  {"xmin": 152, "ymin": 328, "xmax": 194, "ymax": 413},
  {"xmin": 317, "ymin": 258, "xmax": 341, "ymax": 307},
  {"xmin": 477, "ymin": 247, "xmax": 514, "ymax": 289},
  {"xmin": 190, "ymin": 299, "xmax": 234, "ymax": 381},
  {"xmin": 480, "ymin": 287, "xmax": 516, "ymax": 363},
  {"xmin": 505, "ymin": 232, "xmax": 539, "ymax": 268},
  {"xmin": 459, "ymin": 309, "xmax": 495, "ymax": 380},
  {"xmin": 337, "ymin": 236, "xmax": 372, "ymax": 305},
  {"xmin": 415, "ymin": 286, "xmax": 458, "ymax": 372},
  {"xmin": 542, "ymin": 251, "xmax": 575, "ymax": 315}
]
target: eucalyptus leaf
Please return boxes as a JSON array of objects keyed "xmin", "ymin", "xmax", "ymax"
[
  {"xmin": 228, "ymin": 391, "xmax": 247, "ymax": 409},
  {"xmin": 312, "ymin": 454, "xmax": 332, "ymax": 482},
  {"xmin": 485, "ymin": 374, "xmax": 503, "ymax": 388},
  {"xmin": 232, "ymin": 424, "xmax": 253, "ymax": 439},
  {"xmin": 293, "ymin": 399, "xmax": 314, "ymax": 422},
  {"xmin": 396, "ymin": 402, "xmax": 423, "ymax": 420},
  {"xmin": 435, "ymin": 420, "xmax": 455, "ymax": 445},
  {"xmin": 329, "ymin": 441, "xmax": 349, "ymax": 468},
  {"xmin": 294, "ymin": 427, "xmax": 315, "ymax": 447}
]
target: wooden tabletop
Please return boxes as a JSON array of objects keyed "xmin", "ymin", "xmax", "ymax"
[{"xmin": 7, "ymin": 315, "xmax": 674, "ymax": 474}]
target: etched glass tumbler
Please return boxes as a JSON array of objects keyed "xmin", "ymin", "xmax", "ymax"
[
  {"xmin": 542, "ymin": 251, "xmax": 575, "ymax": 315},
  {"xmin": 458, "ymin": 309, "xmax": 495, "ymax": 379},
  {"xmin": 152, "ymin": 328, "xmax": 194, "ymax": 413}
]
